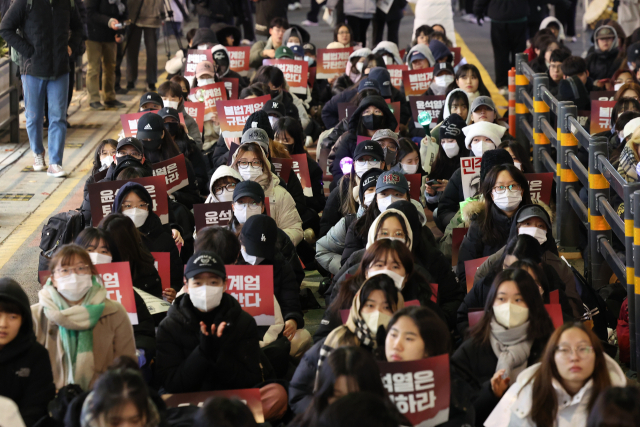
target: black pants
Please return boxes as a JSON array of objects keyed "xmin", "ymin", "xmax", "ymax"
[
  {"xmin": 555, "ymin": 0, "xmax": 577, "ymax": 37},
  {"xmin": 306, "ymin": 0, "xmax": 324, "ymax": 23},
  {"xmin": 464, "ymin": 0, "xmax": 474, "ymax": 14},
  {"xmin": 372, "ymin": 14, "xmax": 401, "ymax": 45},
  {"xmin": 346, "ymin": 15, "xmax": 370, "ymax": 46},
  {"xmin": 125, "ymin": 24, "xmax": 158, "ymax": 85},
  {"xmin": 490, "ymin": 21, "xmax": 527, "ymax": 88}
]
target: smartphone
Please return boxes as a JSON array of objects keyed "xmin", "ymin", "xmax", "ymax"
[
  {"xmin": 114, "ymin": 23, "xmax": 123, "ymax": 29},
  {"xmin": 426, "ymin": 179, "xmax": 439, "ymax": 186}
]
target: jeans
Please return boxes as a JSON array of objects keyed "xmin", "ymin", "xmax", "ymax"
[
  {"xmin": 22, "ymin": 73, "xmax": 69, "ymax": 166},
  {"xmin": 86, "ymin": 40, "xmax": 117, "ymax": 103}
]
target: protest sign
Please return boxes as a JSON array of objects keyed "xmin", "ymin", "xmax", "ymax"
[
  {"xmin": 183, "ymin": 101, "xmax": 205, "ymax": 132},
  {"xmin": 387, "ymin": 64, "xmax": 408, "ymax": 89},
  {"xmin": 291, "ymin": 154, "xmax": 313, "ymax": 197},
  {"xmin": 88, "ymin": 176, "xmax": 169, "ymax": 225},
  {"xmin": 451, "ymin": 228, "xmax": 468, "ymax": 266},
  {"xmin": 316, "ymin": 47, "xmax": 354, "ymax": 79},
  {"xmin": 163, "ymin": 389, "xmax": 264, "ymax": 422},
  {"xmin": 576, "ymin": 111, "xmax": 590, "ymax": 129},
  {"xmin": 410, "ymin": 95, "xmax": 446, "ymax": 127},
  {"xmin": 405, "ymin": 174, "xmax": 422, "ymax": 201},
  {"xmin": 263, "ymin": 59, "xmax": 309, "ymax": 94},
  {"xmin": 402, "ymin": 68, "xmax": 434, "ymax": 99},
  {"xmin": 184, "ymin": 49, "xmax": 213, "ymax": 86},
  {"xmin": 421, "ymin": 138, "xmax": 440, "ymax": 175},
  {"xmin": 460, "ymin": 157, "xmax": 482, "ymax": 199},
  {"xmin": 193, "ymin": 202, "xmax": 234, "ymax": 232},
  {"xmin": 379, "ymin": 355, "xmax": 451, "ymax": 426},
  {"xmin": 337, "ymin": 102, "xmax": 358, "ymax": 123},
  {"xmin": 151, "ymin": 154, "xmax": 189, "ymax": 194},
  {"xmin": 590, "ymin": 100, "xmax": 616, "ymax": 134},
  {"xmin": 525, "ymin": 172, "xmax": 554, "ymax": 204},
  {"xmin": 197, "ymin": 82, "xmax": 228, "ymax": 121},
  {"xmin": 386, "ymin": 100, "xmax": 401, "ymax": 132},
  {"xmin": 464, "ymin": 256, "xmax": 489, "ymax": 293},
  {"xmin": 271, "ymin": 157, "xmax": 293, "ymax": 182},
  {"xmin": 225, "ymin": 265, "xmax": 275, "ymax": 325},
  {"xmin": 590, "ymin": 91, "xmax": 615, "ymax": 101},
  {"xmin": 151, "ymin": 252, "xmax": 171, "ymax": 291},
  {"xmin": 308, "ymin": 66, "xmax": 316, "ymax": 88},
  {"xmin": 318, "ymin": 145, "xmax": 333, "ymax": 181},
  {"xmin": 216, "ymin": 95, "xmax": 271, "ymax": 138},
  {"xmin": 226, "ymin": 46, "xmax": 250, "ymax": 74},
  {"xmin": 134, "ymin": 288, "xmax": 171, "ymax": 316},
  {"xmin": 450, "ymin": 47, "xmax": 462, "ymax": 66},
  {"xmin": 220, "ymin": 77, "xmax": 239, "ymax": 100}
]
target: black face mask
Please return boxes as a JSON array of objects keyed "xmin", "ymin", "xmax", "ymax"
[
  {"xmin": 271, "ymin": 89, "xmax": 282, "ymax": 100},
  {"xmin": 383, "ymin": 147, "xmax": 397, "ymax": 166},
  {"xmin": 182, "ymin": 91, "xmax": 189, "ymax": 100},
  {"xmin": 142, "ymin": 139, "xmax": 162, "ymax": 151},
  {"xmin": 115, "ymin": 155, "xmax": 143, "ymax": 167},
  {"xmin": 362, "ymin": 114, "xmax": 385, "ymax": 130},
  {"xmin": 164, "ymin": 122, "xmax": 181, "ymax": 136}
]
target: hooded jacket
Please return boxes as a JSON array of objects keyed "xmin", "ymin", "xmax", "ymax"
[
  {"xmin": 405, "ymin": 44, "xmax": 436, "ymax": 69},
  {"xmin": 249, "ymin": 36, "xmax": 276, "ymax": 69},
  {"xmin": 210, "ymin": 44, "xmax": 248, "ymax": 89},
  {"xmin": 484, "ymin": 354, "xmax": 627, "ymax": 427},
  {"xmin": 422, "ymin": 89, "xmax": 471, "ymax": 157},
  {"xmin": 373, "ymin": 41, "xmax": 404, "ymax": 65},
  {"xmin": 0, "ymin": 279, "xmax": 55, "ymax": 426},
  {"xmin": 205, "ymin": 165, "xmax": 243, "ymax": 203},
  {"xmin": 156, "ymin": 293, "xmax": 263, "ymax": 392},
  {"xmin": 586, "ymin": 26, "xmax": 623, "ymax": 80},
  {"xmin": 316, "ymin": 214, "xmax": 357, "ymax": 275},
  {"xmin": 190, "ymin": 28, "xmax": 219, "ymax": 48},
  {"xmin": 327, "ymin": 0, "xmax": 376, "ymax": 18},
  {"xmin": 539, "ymin": 16, "xmax": 565, "ymax": 42},
  {"xmin": 282, "ymin": 27, "xmax": 308, "ymax": 46}
]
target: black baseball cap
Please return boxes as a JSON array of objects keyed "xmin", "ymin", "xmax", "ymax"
[
  {"xmin": 434, "ymin": 62, "xmax": 454, "ymax": 76},
  {"xmin": 368, "ymin": 67, "xmax": 392, "ymax": 98},
  {"xmin": 516, "ymin": 205, "xmax": 552, "ymax": 229},
  {"xmin": 116, "ymin": 136, "xmax": 144, "ymax": 153},
  {"xmin": 233, "ymin": 181, "xmax": 265, "ymax": 203},
  {"xmin": 240, "ymin": 215, "xmax": 277, "ymax": 258},
  {"xmin": 358, "ymin": 78, "xmax": 381, "ymax": 94},
  {"xmin": 137, "ymin": 113, "xmax": 165, "ymax": 140},
  {"xmin": 353, "ymin": 140, "xmax": 384, "ymax": 162},
  {"xmin": 184, "ymin": 251, "xmax": 227, "ymax": 280},
  {"xmin": 158, "ymin": 107, "xmax": 180, "ymax": 121},
  {"xmin": 263, "ymin": 100, "xmax": 286, "ymax": 118},
  {"xmin": 139, "ymin": 92, "xmax": 163, "ymax": 109},
  {"xmin": 303, "ymin": 43, "xmax": 316, "ymax": 55}
]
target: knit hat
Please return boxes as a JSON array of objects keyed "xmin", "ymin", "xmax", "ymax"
[
  {"xmin": 184, "ymin": 251, "xmax": 226, "ymax": 280},
  {"xmin": 428, "ymin": 39, "xmax": 453, "ymax": 63},
  {"xmin": 376, "ymin": 170, "xmax": 409, "ymax": 193},
  {"xmin": 479, "ymin": 148, "xmax": 514, "ymax": 183},
  {"xmin": 240, "ymin": 215, "xmax": 277, "ymax": 258},
  {"xmin": 195, "ymin": 61, "xmax": 215, "ymax": 78},
  {"xmin": 242, "ymin": 110, "xmax": 274, "ymax": 140},
  {"xmin": 440, "ymin": 114, "xmax": 466, "ymax": 145},
  {"xmin": 354, "ymin": 140, "xmax": 384, "ymax": 162},
  {"xmin": 360, "ymin": 167, "xmax": 383, "ymax": 204},
  {"xmin": 275, "ymin": 46, "xmax": 294, "ymax": 59},
  {"xmin": 463, "ymin": 121, "xmax": 506, "ymax": 148},
  {"xmin": 240, "ymin": 128, "xmax": 270, "ymax": 154},
  {"xmin": 624, "ymin": 117, "xmax": 640, "ymax": 139}
]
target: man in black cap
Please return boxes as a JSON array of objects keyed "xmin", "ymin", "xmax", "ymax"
[
  {"xmin": 263, "ymin": 99, "xmax": 286, "ymax": 128},
  {"xmin": 156, "ymin": 250, "xmax": 265, "ymax": 393},
  {"xmin": 139, "ymin": 92, "xmax": 164, "ymax": 112}
]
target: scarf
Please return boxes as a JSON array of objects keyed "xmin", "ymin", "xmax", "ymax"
[
  {"xmin": 489, "ymin": 319, "xmax": 533, "ymax": 381},
  {"xmin": 40, "ymin": 278, "xmax": 106, "ymax": 390},
  {"xmin": 617, "ymin": 144, "xmax": 638, "ymax": 182}
]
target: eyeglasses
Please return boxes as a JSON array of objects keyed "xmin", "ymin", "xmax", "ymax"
[
  {"xmin": 117, "ymin": 150, "xmax": 142, "ymax": 159},
  {"xmin": 234, "ymin": 201, "xmax": 261, "ymax": 209},
  {"xmin": 355, "ymin": 160, "xmax": 381, "ymax": 166},
  {"xmin": 54, "ymin": 264, "xmax": 91, "ymax": 277},
  {"xmin": 237, "ymin": 159, "xmax": 262, "ymax": 168},
  {"xmin": 380, "ymin": 142, "xmax": 397, "ymax": 152},
  {"xmin": 122, "ymin": 202, "xmax": 150, "ymax": 210},
  {"xmin": 101, "ymin": 149, "xmax": 116, "ymax": 157},
  {"xmin": 214, "ymin": 183, "xmax": 237, "ymax": 195},
  {"xmin": 492, "ymin": 184, "xmax": 521, "ymax": 194},
  {"xmin": 555, "ymin": 345, "xmax": 594, "ymax": 359}
]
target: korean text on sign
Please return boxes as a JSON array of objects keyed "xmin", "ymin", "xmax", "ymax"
[
  {"xmin": 226, "ymin": 46, "xmax": 250, "ymax": 72},
  {"xmin": 225, "ymin": 265, "xmax": 275, "ymax": 325},
  {"xmin": 410, "ymin": 95, "xmax": 446, "ymax": 126},
  {"xmin": 589, "ymin": 100, "xmax": 616, "ymax": 134},
  {"xmin": 216, "ymin": 95, "xmax": 272, "ymax": 137},
  {"xmin": 193, "ymin": 202, "xmax": 234, "ymax": 232},
  {"xmin": 382, "ymin": 371, "xmax": 437, "ymax": 413},
  {"xmin": 152, "ymin": 154, "xmax": 189, "ymax": 194},
  {"xmin": 316, "ymin": 47, "xmax": 354, "ymax": 79},
  {"xmin": 402, "ymin": 68, "xmax": 435, "ymax": 99}
]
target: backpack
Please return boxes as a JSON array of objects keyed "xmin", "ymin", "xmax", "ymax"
[{"xmin": 37, "ymin": 210, "xmax": 84, "ymax": 275}]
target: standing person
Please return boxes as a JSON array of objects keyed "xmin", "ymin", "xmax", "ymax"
[
  {"xmin": 371, "ymin": 0, "xmax": 406, "ymax": 46},
  {"xmin": 85, "ymin": 0, "xmax": 128, "ymax": 110},
  {"xmin": 249, "ymin": 17, "xmax": 288, "ymax": 68},
  {"xmin": 474, "ymin": 0, "xmax": 529, "ymax": 91},
  {"xmin": 327, "ymin": 0, "xmax": 376, "ymax": 47},
  {"xmin": 254, "ymin": 0, "xmax": 288, "ymax": 38},
  {"xmin": 125, "ymin": 0, "xmax": 163, "ymax": 91},
  {"xmin": 0, "ymin": 0, "xmax": 84, "ymax": 178},
  {"xmin": 410, "ymin": 0, "xmax": 456, "ymax": 46}
]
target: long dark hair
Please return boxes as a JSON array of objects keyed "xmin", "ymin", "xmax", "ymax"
[
  {"xmin": 334, "ymin": 22, "xmax": 354, "ymax": 45},
  {"xmin": 470, "ymin": 268, "xmax": 554, "ymax": 345},
  {"xmin": 273, "ymin": 116, "xmax": 307, "ymax": 155},
  {"xmin": 396, "ymin": 137, "xmax": 424, "ymax": 174},
  {"xmin": 510, "ymin": 259, "xmax": 553, "ymax": 304},
  {"xmin": 74, "ymin": 228, "xmax": 122, "ymax": 262},
  {"xmin": 252, "ymin": 65, "xmax": 285, "ymax": 89},
  {"xmin": 338, "ymin": 171, "xmax": 360, "ymax": 216},
  {"xmin": 194, "ymin": 397, "xmax": 258, "ymax": 427},
  {"xmin": 92, "ymin": 139, "xmax": 118, "ymax": 175},
  {"xmin": 384, "ymin": 306, "xmax": 451, "ymax": 360},
  {"xmin": 586, "ymin": 386, "xmax": 640, "ymax": 427},
  {"xmin": 447, "ymin": 64, "xmax": 490, "ymax": 97},
  {"xmin": 529, "ymin": 323, "xmax": 611, "ymax": 426},
  {"xmin": 480, "ymin": 164, "xmax": 532, "ymax": 246},
  {"xmin": 354, "ymin": 193, "xmax": 409, "ymax": 240},
  {"xmin": 500, "ymin": 140, "xmax": 534, "ymax": 173},
  {"xmin": 142, "ymin": 129, "xmax": 181, "ymax": 164},
  {"xmin": 437, "ymin": 90, "xmax": 469, "ymax": 123},
  {"xmin": 429, "ymin": 126, "xmax": 469, "ymax": 180}
]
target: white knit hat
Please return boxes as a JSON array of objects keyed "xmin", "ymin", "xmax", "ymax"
[
  {"xmin": 623, "ymin": 117, "xmax": 640, "ymax": 139},
  {"xmin": 462, "ymin": 122, "xmax": 506, "ymax": 148}
]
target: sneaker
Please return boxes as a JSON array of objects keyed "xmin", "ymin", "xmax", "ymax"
[
  {"xmin": 147, "ymin": 83, "xmax": 156, "ymax": 91},
  {"xmin": 302, "ymin": 19, "xmax": 318, "ymax": 27},
  {"xmin": 90, "ymin": 102, "xmax": 105, "ymax": 110},
  {"xmin": 47, "ymin": 164, "xmax": 67, "ymax": 178},
  {"xmin": 115, "ymin": 85, "xmax": 129, "ymax": 95},
  {"xmin": 104, "ymin": 99, "xmax": 127, "ymax": 108},
  {"xmin": 461, "ymin": 13, "xmax": 476, "ymax": 22},
  {"xmin": 33, "ymin": 152, "xmax": 46, "ymax": 171},
  {"xmin": 126, "ymin": 81, "xmax": 135, "ymax": 90},
  {"xmin": 570, "ymin": 36, "xmax": 577, "ymax": 43}
]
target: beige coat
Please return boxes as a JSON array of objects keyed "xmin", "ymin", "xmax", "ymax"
[{"xmin": 31, "ymin": 299, "xmax": 137, "ymax": 390}]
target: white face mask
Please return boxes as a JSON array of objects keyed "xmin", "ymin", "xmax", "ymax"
[
  {"xmin": 123, "ymin": 208, "xmax": 149, "ymax": 228},
  {"xmin": 493, "ymin": 303, "xmax": 529, "ymax": 328},
  {"xmin": 471, "ymin": 140, "xmax": 496, "ymax": 157},
  {"xmin": 355, "ymin": 61, "xmax": 364, "ymax": 72},
  {"xmin": 189, "ymin": 285, "xmax": 224, "ymax": 312},
  {"xmin": 513, "ymin": 161, "xmax": 522, "ymax": 171},
  {"xmin": 198, "ymin": 78, "xmax": 216, "ymax": 86},
  {"xmin": 434, "ymin": 75, "xmax": 454, "ymax": 87},
  {"xmin": 401, "ymin": 163, "xmax": 418, "ymax": 174},
  {"xmin": 519, "ymin": 226, "xmax": 547, "ymax": 245},
  {"xmin": 241, "ymin": 247, "xmax": 264, "ymax": 265},
  {"xmin": 101, "ymin": 155, "xmax": 114, "ymax": 169},
  {"xmin": 215, "ymin": 188, "xmax": 234, "ymax": 203},
  {"xmin": 614, "ymin": 83, "xmax": 623, "ymax": 91},
  {"xmin": 361, "ymin": 310, "xmax": 392, "ymax": 337},
  {"xmin": 55, "ymin": 274, "xmax": 93, "ymax": 301},
  {"xmin": 363, "ymin": 191, "xmax": 375, "ymax": 207},
  {"xmin": 383, "ymin": 56, "xmax": 394, "ymax": 65},
  {"xmin": 492, "ymin": 190, "xmax": 522, "ymax": 212},
  {"xmin": 268, "ymin": 116, "xmax": 278, "ymax": 127},
  {"xmin": 163, "ymin": 100, "xmax": 180, "ymax": 110},
  {"xmin": 354, "ymin": 161, "xmax": 380, "ymax": 178},
  {"xmin": 442, "ymin": 142, "xmax": 460, "ymax": 158},
  {"xmin": 376, "ymin": 194, "xmax": 404, "ymax": 212},
  {"xmin": 89, "ymin": 252, "xmax": 112, "ymax": 265},
  {"xmin": 239, "ymin": 165, "xmax": 263, "ymax": 181},
  {"xmin": 234, "ymin": 204, "xmax": 262, "ymax": 224},
  {"xmin": 368, "ymin": 268, "xmax": 406, "ymax": 290}
]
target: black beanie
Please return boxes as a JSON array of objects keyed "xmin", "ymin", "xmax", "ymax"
[
  {"xmin": 441, "ymin": 114, "xmax": 466, "ymax": 145},
  {"xmin": 480, "ymin": 148, "xmax": 514, "ymax": 183},
  {"xmin": 359, "ymin": 167, "xmax": 383, "ymax": 204},
  {"xmin": 242, "ymin": 110, "xmax": 274, "ymax": 140}
]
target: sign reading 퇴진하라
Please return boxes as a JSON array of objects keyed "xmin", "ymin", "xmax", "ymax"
[{"xmin": 225, "ymin": 265, "xmax": 275, "ymax": 325}]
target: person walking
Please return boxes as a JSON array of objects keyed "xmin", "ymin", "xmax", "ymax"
[
  {"xmin": 125, "ymin": 0, "xmax": 163, "ymax": 91},
  {"xmin": 0, "ymin": 0, "xmax": 84, "ymax": 177}
]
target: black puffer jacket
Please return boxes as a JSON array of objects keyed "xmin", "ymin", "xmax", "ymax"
[
  {"xmin": 0, "ymin": 0, "xmax": 84, "ymax": 78},
  {"xmin": 174, "ymin": 133, "xmax": 209, "ymax": 196},
  {"xmin": 85, "ymin": 0, "xmax": 127, "ymax": 43},
  {"xmin": 156, "ymin": 293, "xmax": 263, "ymax": 392},
  {"xmin": 586, "ymin": 48, "xmax": 623, "ymax": 81},
  {"xmin": 319, "ymin": 177, "xmax": 355, "ymax": 238},
  {"xmin": 132, "ymin": 291, "xmax": 157, "ymax": 358},
  {"xmin": 138, "ymin": 212, "xmax": 184, "ymax": 292}
]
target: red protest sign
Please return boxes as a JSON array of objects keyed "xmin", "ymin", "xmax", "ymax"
[
  {"xmin": 450, "ymin": 47, "xmax": 462, "ymax": 66},
  {"xmin": 152, "ymin": 154, "xmax": 189, "ymax": 194},
  {"xmin": 271, "ymin": 157, "xmax": 293, "ymax": 182},
  {"xmin": 464, "ymin": 256, "xmax": 489, "ymax": 293},
  {"xmin": 196, "ymin": 82, "xmax": 228, "ymax": 120},
  {"xmin": 164, "ymin": 389, "xmax": 264, "ymax": 422},
  {"xmin": 387, "ymin": 64, "xmax": 408, "ymax": 89},
  {"xmin": 379, "ymin": 355, "xmax": 451, "ymax": 426},
  {"xmin": 451, "ymin": 227, "xmax": 468, "ymax": 266},
  {"xmin": 576, "ymin": 111, "xmax": 590, "ymax": 129},
  {"xmin": 88, "ymin": 176, "xmax": 169, "ymax": 225},
  {"xmin": 183, "ymin": 101, "xmax": 205, "ymax": 132},
  {"xmin": 308, "ymin": 66, "xmax": 316, "ymax": 88},
  {"xmin": 590, "ymin": 100, "xmax": 616, "ymax": 134},
  {"xmin": 399, "ymin": 49, "xmax": 406, "ymax": 59},
  {"xmin": 468, "ymin": 309, "xmax": 484, "ymax": 328},
  {"xmin": 549, "ymin": 289, "xmax": 559, "ymax": 304},
  {"xmin": 151, "ymin": 252, "xmax": 171, "ymax": 291},
  {"xmin": 460, "ymin": 157, "xmax": 482, "ymax": 199},
  {"xmin": 356, "ymin": 135, "xmax": 370, "ymax": 145},
  {"xmin": 546, "ymin": 304, "xmax": 563, "ymax": 328},
  {"xmin": 410, "ymin": 95, "xmax": 446, "ymax": 126},
  {"xmin": 524, "ymin": 172, "xmax": 554, "ymax": 205},
  {"xmin": 316, "ymin": 47, "xmax": 354, "ymax": 79},
  {"xmin": 226, "ymin": 46, "xmax": 250, "ymax": 73},
  {"xmin": 402, "ymin": 68, "xmax": 434, "ymax": 99},
  {"xmin": 338, "ymin": 102, "xmax": 357, "ymax": 123},
  {"xmin": 405, "ymin": 174, "xmax": 422, "ymax": 201},
  {"xmin": 225, "ymin": 265, "xmax": 275, "ymax": 325},
  {"xmin": 263, "ymin": 59, "xmax": 309, "ymax": 95},
  {"xmin": 291, "ymin": 154, "xmax": 312, "ymax": 197},
  {"xmin": 217, "ymin": 95, "xmax": 271, "ymax": 138},
  {"xmin": 184, "ymin": 49, "xmax": 213, "ymax": 79},
  {"xmin": 405, "ymin": 299, "xmax": 420, "ymax": 307},
  {"xmin": 318, "ymin": 145, "xmax": 332, "ymax": 181},
  {"xmin": 221, "ymin": 77, "xmax": 239, "ymax": 100},
  {"xmin": 386, "ymin": 100, "xmax": 401, "ymax": 131},
  {"xmin": 193, "ymin": 202, "xmax": 234, "ymax": 232},
  {"xmin": 590, "ymin": 91, "xmax": 615, "ymax": 101}
]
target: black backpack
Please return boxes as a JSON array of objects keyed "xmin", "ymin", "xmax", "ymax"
[{"xmin": 37, "ymin": 210, "xmax": 85, "ymax": 274}]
